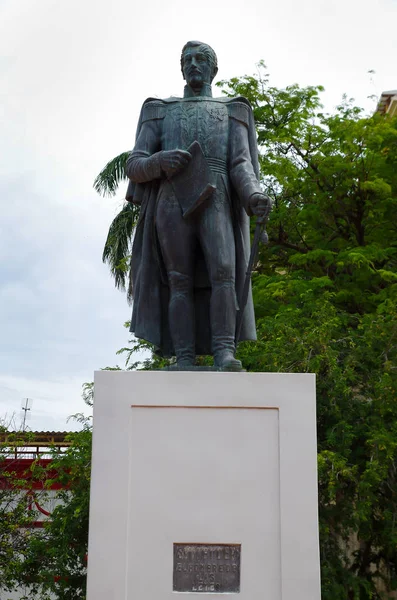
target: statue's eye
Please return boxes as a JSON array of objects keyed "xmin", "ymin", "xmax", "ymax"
[{"xmin": 196, "ymin": 54, "xmax": 205, "ymax": 62}]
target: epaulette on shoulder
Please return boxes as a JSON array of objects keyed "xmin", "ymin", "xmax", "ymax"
[
  {"xmin": 227, "ymin": 100, "xmax": 250, "ymax": 127},
  {"xmin": 141, "ymin": 100, "xmax": 166, "ymax": 123}
]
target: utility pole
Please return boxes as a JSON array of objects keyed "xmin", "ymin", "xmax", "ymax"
[{"xmin": 21, "ymin": 398, "xmax": 32, "ymax": 431}]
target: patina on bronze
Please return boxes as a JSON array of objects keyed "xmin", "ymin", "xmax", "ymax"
[
  {"xmin": 173, "ymin": 543, "xmax": 241, "ymax": 593},
  {"xmin": 125, "ymin": 41, "xmax": 271, "ymax": 370}
]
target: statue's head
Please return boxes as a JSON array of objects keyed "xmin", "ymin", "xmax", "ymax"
[{"xmin": 180, "ymin": 41, "xmax": 218, "ymax": 89}]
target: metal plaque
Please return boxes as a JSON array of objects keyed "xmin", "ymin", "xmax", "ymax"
[{"xmin": 173, "ymin": 543, "xmax": 241, "ymax": 593}]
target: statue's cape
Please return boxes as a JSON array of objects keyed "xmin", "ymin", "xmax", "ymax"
[{"xmin": 126, "ymin": 95, "xmax": 258, "ymax": 357}]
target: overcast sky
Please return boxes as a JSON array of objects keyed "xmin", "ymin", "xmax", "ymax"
[{"xmin": 1, "ymin": 0, "xmax": 396, "ymax": 431}]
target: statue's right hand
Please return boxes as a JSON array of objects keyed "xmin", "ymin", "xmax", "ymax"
[{"xmin": 159, "ymin": 149, "xmax": 192, "ymax": 177}]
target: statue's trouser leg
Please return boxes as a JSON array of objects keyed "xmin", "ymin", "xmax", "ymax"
[
  {"xmin": 210, "ymin": 280, "xmax": 241, "ymax": 367},
  {"xmin": 198, "ymin": 189, "xmax": 242, "ymax": 368},
  {"xmin": 168, "ymin": 271, "xmax": 195, "ymax": 366},
  {"xmin": 156, "ymin": 186, "xmax": 196, "ymax": 365}
]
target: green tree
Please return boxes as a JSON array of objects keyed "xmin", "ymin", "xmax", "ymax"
[
  {"xmin": 216, "ymin": 65, "xmax": 397, "ymax": 599},
  {"xmin": 94, "ymin": 154, "xmax": 139, "ymax": 295}
]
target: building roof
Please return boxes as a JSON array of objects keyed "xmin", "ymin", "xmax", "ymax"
[
  {"xmin": 0, "ymin": 432, "xmax": 72, "ymax": 458},
  {"xmin": 0, "ymin": 431, "xmax": 71, "ymax": 445},
  {"xmin": 377, "ymin": 90, "xmax": 397, "ymax": 116}
]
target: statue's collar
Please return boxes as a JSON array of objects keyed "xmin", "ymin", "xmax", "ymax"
[{"xmin": 183, "ymin": 83, "xmax": 213, "ymax": 98}]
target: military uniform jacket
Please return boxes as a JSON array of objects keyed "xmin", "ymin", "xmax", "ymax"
[{"xmin": 125, "ymin": 92, "xmax": 261, "ymax": 357}]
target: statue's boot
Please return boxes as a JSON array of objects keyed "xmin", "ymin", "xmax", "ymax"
[
  {"xmin": 211, "ymin": 281, "xmax": 243, "ymax": 370},
  {"xmin": 168, "ymin": 271, "xmax": 196, "ymax": 368}
]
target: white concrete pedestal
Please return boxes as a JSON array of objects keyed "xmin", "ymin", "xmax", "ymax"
[{"xmin": 87, "ymin": 371, "xmax": 320, "ymax": 600}]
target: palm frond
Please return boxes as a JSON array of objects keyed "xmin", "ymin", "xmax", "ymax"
[
  {"xmin": 102, "ymin": 202, "xmax": 139, "ymax": 293},
  {"xmin": 93, "ymin": 152, "xmax": 130, "ymax": 197}
]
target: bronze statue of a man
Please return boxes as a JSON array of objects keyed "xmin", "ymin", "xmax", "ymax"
[{"xmin": 125, "ymin": 41, "xmax": 270, "ymax": 369}]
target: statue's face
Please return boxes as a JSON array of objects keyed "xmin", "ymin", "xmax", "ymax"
[{"xmin": 182, "ymin": 47, "xmax": 212, "ymax": 88}]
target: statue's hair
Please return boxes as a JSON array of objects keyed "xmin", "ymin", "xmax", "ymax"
[{"xmin": 180, "ymin": 41, "xmax": 218, "ymax": 82}]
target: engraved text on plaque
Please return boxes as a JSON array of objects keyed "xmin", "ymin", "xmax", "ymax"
[{"xmin": 173, "ymin": 543, "xmax": 241, "ymax": 593}]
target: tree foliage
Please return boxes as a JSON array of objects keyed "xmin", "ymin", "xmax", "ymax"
[
  {"xmin": 94, "ymin": 151, "xmax": 140, "ymax": 295},
  {"xmin": 216, "ymin": 64, "xmax": 397, "ymax": 599},
  {"xmin": 102, "ymin": 201, "xmax": 139, "ymax": 295},
  {"xmin": 93, "ymin": 151, "xmax": 130, "ymax": 198}
]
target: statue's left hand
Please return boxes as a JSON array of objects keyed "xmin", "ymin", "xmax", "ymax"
[{"xmin": 249, "ymin": 193, "xmax": 272, "ymax": 218}]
